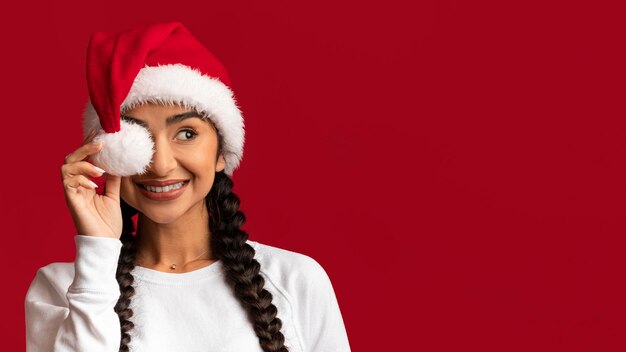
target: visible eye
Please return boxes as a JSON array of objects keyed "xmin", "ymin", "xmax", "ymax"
[{"xmin": 176, "ymin": 128, "xmax": 198, "ymax": 141}]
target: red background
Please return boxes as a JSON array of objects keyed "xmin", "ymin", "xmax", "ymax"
[{"xmin": 3, "ymin": 0, "xmax": 626, "ymax": 350}]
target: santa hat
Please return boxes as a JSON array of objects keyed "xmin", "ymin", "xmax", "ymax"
[{"xmin": 83, "ymin": 21, "xmax": 244, "ymax": 177}]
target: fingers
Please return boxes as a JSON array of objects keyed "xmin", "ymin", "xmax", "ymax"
[
  {"xmin": 78, "ymin": 130, "xmax": 122, "ymax": 201},
  {"xmin": 63, "ymin": 174, "xmax": 99, "ymax": 191},
  {"xmin": 61, "ymin": 159, "xmax": 105, "ymax": 195},
  {"xmin": 65, "ymin": 139, "xmax": 104, "ymax": 164},
  {"xmin": 61, "ymin": 160, "xmax": 106, "ymax": 180},
  {"xmin": 61, "ymin": 128, "xmax": 109, "ymax": 195},
  {"xmin": 65, "ymin": 129, "xmax": 103, "ymax": 164}
]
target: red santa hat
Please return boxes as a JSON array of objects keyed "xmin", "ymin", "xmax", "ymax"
[{"xmin": 83, "ymin": 21, "xmax": 244, "ymax": 176}]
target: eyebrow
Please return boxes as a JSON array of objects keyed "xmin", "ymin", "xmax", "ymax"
[{"xmin": 120, "ymin": 111, "xmax": 205, "ymax": 128}]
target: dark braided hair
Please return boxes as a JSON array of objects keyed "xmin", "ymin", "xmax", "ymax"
[
  {"xmin": 113, "ymin": 118, "xmax": 289, "ymax": 351},
  {"xmin": 114, "ymin": 202, "xmax": 138, "ymax": 352},
  {"xmin": 208, "ymin": 171, "xmax": 288, "ymax": 352}
]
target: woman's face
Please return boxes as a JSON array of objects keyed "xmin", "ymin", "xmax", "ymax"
[{"xmin": 119, "ymin": 102, "xmax": 225, "ymax": 224}]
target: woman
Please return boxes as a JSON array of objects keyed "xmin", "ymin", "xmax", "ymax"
[{"xmin": 24, "ymin": 22, "xmax": 351, "ymax": 352}]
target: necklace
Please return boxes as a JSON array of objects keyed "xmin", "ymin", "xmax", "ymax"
[{"xmin": 136, "ymin": 249, "xmax": 211, "ymax": 270}]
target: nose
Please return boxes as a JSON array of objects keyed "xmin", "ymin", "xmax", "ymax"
[{"xmin": 147, "ymin": 136, "xmax": 177, "ymax": 176}]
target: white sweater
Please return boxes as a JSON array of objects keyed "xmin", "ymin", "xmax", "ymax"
[{"xmin": 24, "ymin": 235, "xmax": 351, "ymax": 352}]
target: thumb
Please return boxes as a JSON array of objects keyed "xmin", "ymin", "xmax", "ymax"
[{"xmin": 104, "ymin": 174, "xmax": 122, "ymax": 200}]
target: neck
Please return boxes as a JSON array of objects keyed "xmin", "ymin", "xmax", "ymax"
[{"xmin": 134, "ymin": 201, "xmax": 214, "ymax": 270}]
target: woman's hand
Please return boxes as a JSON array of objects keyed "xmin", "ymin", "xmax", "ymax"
[{"xmin": 61, "ymin": 128, "xmax": 123, "ymax": 239}]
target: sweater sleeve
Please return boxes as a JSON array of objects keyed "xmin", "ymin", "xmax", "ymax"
[
  {"xmin": 25, "ymin": 235, "xmax": 123, "ymax": 352},
  {"xmin": 294, "ymin": 256, "xmax": 352, "ymax": 352}
]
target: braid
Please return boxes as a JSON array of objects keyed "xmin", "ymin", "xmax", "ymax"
[
  {"xmin": 115, "ymin": 199, "xmax": 139, "ymax": 352},
  {"xmin": 208, "ymin": 171, "xmax": 289, "ymax": 352}
]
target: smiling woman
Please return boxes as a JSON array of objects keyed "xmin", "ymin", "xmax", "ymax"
[
  {"xmin": 24, "ymin": 21, "xmax": 351, "ymax": 352},
  {"xmin": 119, "ymin": 103, "xmax": 225, "ymax": 225}
]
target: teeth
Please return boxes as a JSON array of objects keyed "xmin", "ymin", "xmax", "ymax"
[{"xmin": 142, "ymin": 181, "xmax": 186, "ymax": 193}]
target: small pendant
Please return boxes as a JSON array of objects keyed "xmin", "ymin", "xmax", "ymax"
[{"xmin": 170, "ymin": 264, "xmax": 177, "ymax": 270}]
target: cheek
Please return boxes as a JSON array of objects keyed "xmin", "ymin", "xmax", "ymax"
[
  {"xmin": 184, "ymin": 154, "xmax": 217, "ymax": 191},
  {"xmin": 186, "ymin": 152, "xmax": 217, "ymax": 174}
]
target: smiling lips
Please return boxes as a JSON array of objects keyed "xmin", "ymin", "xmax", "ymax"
[
  {"xmin": 136, "ymin": 180, "xmax": 190, "ymax": 201},
  {"xmin": 137, "ymin": 179, "xmax": 189, "ymax": 187}
]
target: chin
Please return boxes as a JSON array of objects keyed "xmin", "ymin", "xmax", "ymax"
[
  {"xmin": 133, "ymin": 196, "xmax": 209, "ymax": 225},
  {"xmin": 140, "ymin": 211, "xmax": 185, "ymax": 225}
]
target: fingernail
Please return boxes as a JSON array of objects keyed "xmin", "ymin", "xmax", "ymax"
[
  {"xmin": 94, "ymin": 166, "xmax": 106, "ymax": 174},
  {"xmin": 88, "ymin": 180, "xmax": 98, "ymax": 188}
]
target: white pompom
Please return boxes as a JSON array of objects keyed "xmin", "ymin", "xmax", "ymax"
[{"xmin": 90, "ymin": 121, "xmax": 154, "ymax": 176}]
